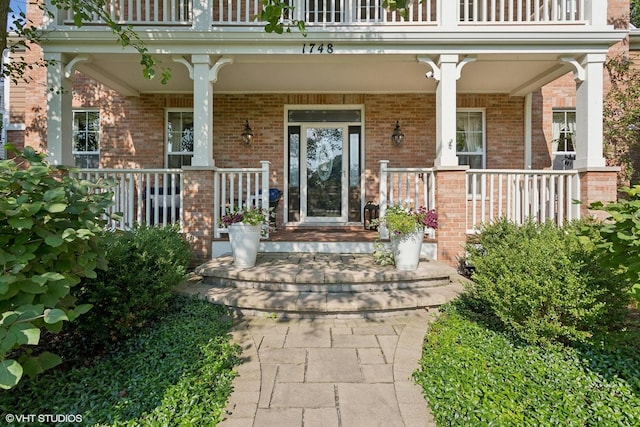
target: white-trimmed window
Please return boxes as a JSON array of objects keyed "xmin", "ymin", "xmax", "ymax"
[
  {"xmin": 552, "ymin": 109, "xmax": 576, "ymax": 170},
  {"xmin": 457, "ymin": 109, "xmax": 485, "ymax": 169},
  {"xmin": 73, "ymin": 110, "xmax": 100, "ymax": 168},
  {"xmin": 166, "ymin": 110, "xmax": 194, "ymax": 168}
]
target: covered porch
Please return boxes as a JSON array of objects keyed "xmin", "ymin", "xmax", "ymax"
[
  {"xmin": 37, "ymin": 0, "xmax": 624, "ymax": 269},
  {"xmin": 72, "ymin": 160, "xmax": 613, "ymax": 268}
]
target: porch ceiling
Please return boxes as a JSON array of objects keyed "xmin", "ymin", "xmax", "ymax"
[{"xmin": 74, "ymin": 53, "xmax": 573, "ymax": 97}]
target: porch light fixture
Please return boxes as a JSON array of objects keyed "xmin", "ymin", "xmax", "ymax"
[
  {"xmin": 391, "ymin": 121, "xmax": 405, "ymax": 146},
  {"xmin": 241, "ymin": 119, "xmax": 253, "ymax": 145}
]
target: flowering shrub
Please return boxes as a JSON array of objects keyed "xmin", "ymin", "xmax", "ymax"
[
  {"xmin": 377, "ymin": 204, "xmax": 438, "ymax": 237},
  {"xmin": 219, "ymin": 206, "xmax": 267, "ymax": 227}
]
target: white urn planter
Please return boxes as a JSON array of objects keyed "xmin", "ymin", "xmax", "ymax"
[
  {"xmin": 392, "ymin": 227, "xmax": 424, "ymax": 271},
  {"xmin": 228, "ymin": 223, "xmax": 261, "ymax": 268}
]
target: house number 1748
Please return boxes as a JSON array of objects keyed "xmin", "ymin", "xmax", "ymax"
[{"xmin": 302, "ymin": 43, "xmax": 334, "ymax": 54}]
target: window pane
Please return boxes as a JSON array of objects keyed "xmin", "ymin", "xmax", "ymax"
[
  {"xmin": 74, "ymin": 154, "xmax": 99, "ymax": 168},
  {"xmin": 74, "ymin": 133, "xmax": 85, "ymax": 151},
  {"xmin": 458, "ymin": 155, "xmax": 483, "ymax": 169},
  {"xmin": 166, "ymin": 111, "xmax": 195, "ymax": 166},
  {"xmin": 552, "ymin": 110, "xmax": 576, "ymax": 153},
  {"xmin": 288, "ymin": 110, "xmax": 361, "ymax": 123},
  {"xmin": 457, "ymin": 112, "xmax": 483, "ymax": 153},
  {"xmin": 87, "ymin": 112, "xmax": 100, "ymax": 131},
  {"xmin": 87, "ymin": 134, "xmax": 99, "ymax": 152},
  {"xmin": 74, "ymin": 114, "xmax": 86, "ymax": 131},
  {"xmin": 288, "ymin": 126, "xmax": 301, "ymax": 222}
]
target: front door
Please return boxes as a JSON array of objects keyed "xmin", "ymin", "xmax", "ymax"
[{"xmin": 301, "ymin": 125, "xmax": 348, "ymax": 223}]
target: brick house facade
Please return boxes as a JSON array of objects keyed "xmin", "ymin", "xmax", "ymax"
[{"xmin": 6, "ymin": 0, "xmax": 631, "ymax": 266}]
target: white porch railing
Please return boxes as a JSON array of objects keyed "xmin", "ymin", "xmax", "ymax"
[
  {"xmin": 378, "ymin": 160, "xmax": 436, "ymax": 238},
  {"xmin": 459, "ymin": 0, "xmax": 584, "ymax": 23},
  {"xmin": 465, "ymin": 169, "xmax": 580, "ymax": 232},
  {"xmin": 213, "ymin": 0, "xmax": 436, "ymax": 25},
  {"xmin": 71, "ymin": 169, "xmax": 183, "ymax": 229},
  {"xmin": 58, "ymin": 0, "xmax": 592, "ymax": 27},
  {"xmin": 213, "ymin": 161, "xmax": 270, "ymax": 238}
]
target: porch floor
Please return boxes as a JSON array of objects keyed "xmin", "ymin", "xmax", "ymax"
[
  {"xmin": 265, "ymin": 226, "xmax": 381, "ymax": 242},
  {"xmin": 179, "ymin": 252, "xmax": 467, "ymax": 318}
]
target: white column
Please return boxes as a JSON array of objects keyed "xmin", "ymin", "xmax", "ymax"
[
  {"xmin": 574, "ymin": 53, "xmax": 606, "ymax": 169},
  {"xmin": 524, "ymin": 93, "xmax": 532, "ymax": 169},
  {"xmin": 191, "ymin": 54, "xmax": 214, "ymax": 167},
  {"xmin": 439, "ymin": 0, "xmax": 458, "ymax": 30},
  {"xmin": 45, "ymin": 52, "xmax": 73, "ymax": 166},
  {"xmin": 435, "ymin": 55, "xmax": 458, "ymax": 167}
]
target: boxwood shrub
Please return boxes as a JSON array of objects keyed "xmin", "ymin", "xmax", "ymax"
[
  {"xmin": 464, "ymin": 218, "xmax": 630, "ymax": 345},
  {"xmin": 71, "ymin": 225, "xmax": 192, "ymax": 345}
]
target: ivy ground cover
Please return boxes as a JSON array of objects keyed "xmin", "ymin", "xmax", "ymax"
[
  {"xmin": 414, "ymin": 302, "xmax": 640, "ymax": 426},
  {"xmin": 0, "ymin": 295, "xmax": 240, "ymax": 426}
]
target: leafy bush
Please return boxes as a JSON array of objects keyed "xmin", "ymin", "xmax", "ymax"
[
  {"xmin": 414, "ymin": 302, "xmax": 640, "ymax": 426},
  {"xmin": 464, "ymin": 218, "xmax": 629, "ymax": 345},
  {"xmin": 71, "ymin": 225, "xmax": 192, "ymax": 344},
  {"xmin": 0, "ymin": 146, "xmax": 113, "ymax": 389},
  {"xmin": 0, "ymin": 295, "xmax": 241, "ymax": 425},
  {"xmin": 586, "ymin": 185, "xmax": 640, "ymax": 305}
]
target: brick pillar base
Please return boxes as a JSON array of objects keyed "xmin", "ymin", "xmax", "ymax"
[
  {"xmin": 182, "ymin": 167, "xmax": 215, "ymax": 266},
  {"xmin": 578, "ymin": 167, "xmax": 619, "ymax": 220},
  {"xmin": 435, "ymin": 166, "xmax": 469, "ymax": 269}
]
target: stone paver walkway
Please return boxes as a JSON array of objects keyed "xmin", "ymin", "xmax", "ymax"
[{"xmin": 219, "ymin": 313, "xmax": 438, "ymax": 427}]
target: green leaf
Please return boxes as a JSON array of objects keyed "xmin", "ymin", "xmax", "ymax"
[
  {"xmin": 43, "ymin": 308, "xmax": 68, "ymax": 324},
  {"xmin": 45, "ymin": 234, "xmax": 64, "ymax": 247},
  {"xmin": 46, "ymin": 203, "xmax": 68, "ymax": 213},
  {"xmin": 8, "ymin": 217, "xmax": 33, "ymax": 229},
  {"xmin": 18, "ymin": 279, "xmax": 47, "ymax": 294},
  {"xmin": 15, "ymin": 304, "xmax": 44, "ymax": 321},
  {"xmin": 9, "ymin": 323, "xmax": 41, "ymax": 345},
  {"xmin": 0, "ymin": 359, "xmax": 23, "ymax": 390},
  {"xmin": 43, "ymin": 186, "xmax": 65, "ymax": 202},
  {"xmin": 21, "ymin": 351, "xmax": 62, "ymax": 379}
]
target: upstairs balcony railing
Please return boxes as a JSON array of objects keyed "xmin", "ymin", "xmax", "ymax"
[{"xmin": 56, "ymin": 0, "xmax": 597, "ymax": 29}]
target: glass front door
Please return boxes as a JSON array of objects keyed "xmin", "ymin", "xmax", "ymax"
[{"xmin": 301, "ymin": 125, "xmax": 348, "ymax": 223}]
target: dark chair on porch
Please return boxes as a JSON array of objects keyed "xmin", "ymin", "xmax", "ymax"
[{"xmin": 266, "ymin": 188, "xmax": 282, "ymax": 229}]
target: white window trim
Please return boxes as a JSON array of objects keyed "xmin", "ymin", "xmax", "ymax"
[
  {"xmin": 456, "ymin": 108, "xmax": 486, "ymax": 170},
  {"xmin": 72, "ymin": 109, "xmax": 100, "ymax": 165},
  {"xmin": 165, "ymin": 108, "xmax": 194, "ymax": 168},
  {"xmin": 552, "ymin": 108, "xmax": 576, "ymax": 155}
]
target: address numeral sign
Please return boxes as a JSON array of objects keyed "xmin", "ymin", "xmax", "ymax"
[{"xmin": 302, "ymin": 43, "xmax": 334, "ymax": 54}]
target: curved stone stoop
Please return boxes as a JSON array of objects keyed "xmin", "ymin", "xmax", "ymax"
[{"xmin": 180, "ymin": 253, "xmax": 467, "ymax": 318}]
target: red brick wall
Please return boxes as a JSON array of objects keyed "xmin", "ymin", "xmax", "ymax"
[
  {"xmin": 580, "ymin": 170, "xmax": 619, "ymax": 220},
  {"xmin": 182, "ymin": 169, "xmax": 215, "ymax": 265},
  {"xmin": 435, "ymin": 168, "xmax": 468, "ymax": 267}
]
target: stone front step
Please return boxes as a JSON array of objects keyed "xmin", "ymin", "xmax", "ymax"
[{"xmin": 180, "ymin": 253, "xmax": 467, "ymax": 318}]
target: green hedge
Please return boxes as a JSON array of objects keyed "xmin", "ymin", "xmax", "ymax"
[
  {"xmin": 71, "ymin": 225, "xmax": 192, "ymax": 345},
  {"xmin": 464, "ymin": 219, "xmax": 630, "ymax": 345}
]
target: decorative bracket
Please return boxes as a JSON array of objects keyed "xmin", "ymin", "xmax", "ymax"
[
  {"xmin": 172, "ymin": 55, "xmax": 194, "ymax": 80},
  {"xmin": 417, "ymin": 56, "xmax": 441, "ymax": 81},
  {"xmin": 64, "ymin": 55, "xmax": 91, "ymax": 79},
  {"xmin": 209, "ymin": 57, "xmax": 234, "ymax": 83},
  {"xmin": 172, "ymin": 56, "xmax": 234, "ymax": 83},
  {"xmin": 456, "ymin": 55, "xmax": 477, "ymax": 80},
  {"xmin": 560, "ymin": 56, "xmax": 585, "ymax": 82}
]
